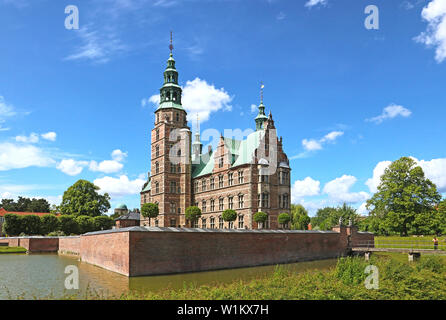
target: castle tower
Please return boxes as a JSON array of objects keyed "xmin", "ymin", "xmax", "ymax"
[
  {"xmin": 255, "ymin": 83, "xmax": 268, "ymax": 131},
  {"xmin": 147, "ymin": 33, "xmax": 192, "ymax": 227}
]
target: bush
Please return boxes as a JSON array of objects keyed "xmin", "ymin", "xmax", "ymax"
[
  {"xmin": 40, "ymin": 214, "xmax": 59, "ymax": 235},
  {"xmin": 185, "ymin": 206, "xmax": 202, "ymax": 224},
  {"xmin": 2, "ymin": 214, "xmax": 22, "ymax": 236},
  {"xmin": 59, "ymin": 215, "xmax": 79, "ymax": 235},
  {"xmin": 253, "ymin": 212, "xmax": 268, "ymax": 223},
  {"xmin": 48, "ymin": 231, "xmax": 66, "ymax": 237},
  {"xmin": 76, "ymin": 215, "xmax": 95, "ymax": 234},
  {"xmin": 335, "ymin": 257, "xmax": 370, "ymax": 285},
  {"xmin": 222, "ymin": 209, "xmax": 237, "ymax": 222},
  {"xmin": 22, "ymin": 215, "xmax": 42, "ymax": 235},
  {"xmin": 93, "ymin": 216, "xmax": 114, "ymax": 231}
]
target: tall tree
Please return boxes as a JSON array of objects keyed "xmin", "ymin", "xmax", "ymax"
[
  {"xmin": 290, "ymin": 204, "xmax": 311, "ymax": 230},
  {"xmin": 59, "ymin": 180, "xmax": 111, "ymax": 217},
  {"xmin": 366, "ymin": 157, "xmax": 441, "ymax": 236}
]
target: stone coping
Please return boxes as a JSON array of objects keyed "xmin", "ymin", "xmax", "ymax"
[
  {"xmin": 0, "ymin": 235, "xmax": 80, "ymax": 240},
  {"xmin": 83, "ymin": 226, "xmax": 339, "ymax": 236},
  {"xmin": 357, "ymin": 231, "xmax": 374, "ymax": 234}
]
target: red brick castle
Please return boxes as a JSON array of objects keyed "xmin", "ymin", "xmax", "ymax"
[{"xmin": 140, "ymin": 45, "xmax": 291, "ymax": 229}]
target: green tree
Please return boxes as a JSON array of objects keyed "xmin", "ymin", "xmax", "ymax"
[
  {"xmin": 40, "ymin": 214, "xmax": 60, "ymax": 235},
  {"xmin": 2, "ymin": 214, "xmax": 22, "ymax": 236},
  {"xmin": 28, "ymin": 198, "xmax": 51, "ymax": 213},
  {"xmin": 311, "ymin": 204, "xmax": 359, "ymax": 231},
  {"xmin": 290, "ymin": 204, "xmax": 311, "ymax": 230},
  {"xmin": 278, "ymin": 213, "xmax": 291, "ymax": 229},
  {"xmin": 141, "ymin": 203, "xmax": 159, "ymax": 225},
  {"xmin": 185, "ymin": 206, "xmax": 202, "ymax": 227},
  {"xmin": 76, "ymin": 215, "xmax": 95, "ymax": 234},
  {"xmin": 93, "ymin": 216, "xmax": 114, "ymax": 231},
  {"xmin": 253, "ymin": 211, "xmax": 268, "ymax": 229},
  {"xmin": 60, "ymin": 180, "xmax": 111, "ymax": 217},
  {"xmin": 366, "ymin": 157, "xmax": 441, "ymax": 236},
  {"xmin": 22, "ymin": 215, "xmax": 42, "ymax": 235},
  {"xmin": 0, "ymin": 197, "xmax": 50, "ymax": 213},
  {"xmin": 58, "ymin": 215, "xmax": 79, "ymax": 235},
  {"xmin": 222, "ymin": 209, "xmax": 237, "ymax": 228}
]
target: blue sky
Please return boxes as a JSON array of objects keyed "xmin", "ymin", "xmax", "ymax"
[{"xmin": 1, "ymin": 0, "xmax": 445, "ymax": 215}]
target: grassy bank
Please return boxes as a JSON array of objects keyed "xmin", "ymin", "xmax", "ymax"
[
  {"xmin": 375, "ymin": 235, "xmax": 446, "ymax": 250},
  {"xmin": 0, "ymin": 247, "xmax": 27, "ymax": 254},
  {"xmin": 109, "ymin": 254, "xmax": 446, "ymax": 300}
]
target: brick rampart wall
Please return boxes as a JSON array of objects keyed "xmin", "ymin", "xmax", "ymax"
[{"xmin": 58, "ymin": 237, "xmax": 81, "ymax": 255}]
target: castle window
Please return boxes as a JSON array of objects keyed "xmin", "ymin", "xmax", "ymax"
[
  {"xmin": 170, "ymin": 219, "xmax": 176, "ymax": 227},
  {"xmin": 156, "ymin": 129, "xmax": 160, "ymax": 141},
  {"xmin": 201, "ymin": 218, "xmax": 207, "ymax": 228},
  {"xmin": 155, "ymin": 182, "xmax": 159, "ymax": 194},
  {"xmin": 210, "ymin": 178, "xmax": 215, "ymax": 190},
  {"xmin": 202, "ymin": 179, "xmax": 206, "ymax": 192},
  {"xmin": 260, "ymin": 174, "xmax": 269, "ymax": 183},
  {"xmin": 170, "ymin": 181, "xmax": 177, "ymax": 194},
  {"xmin": 210, "ymin": 199, "xmax": 215, "ymax": 212},
  {"xmin": 202, "ymin": 200, "xmax": 207, "ymax": 213},
  {"xmin": 170, "ymin": 163, "xmax": 176, "ymax": 173},
  {"xmin": 283, "ymin": 193, "xmax": 289, "ymax": 209},
  {"xmin": 238, "ymin": 171, "xmax": 244, "ymax": 184},
  {"xmin": 228, "ymin": 196, "xmax": 233, "ymax": 210},
  {"xmin": 228, "ymin": 173, "xmax": 233, "ymax": 186},
  {"xmin": 218, "ymin": 216, "xmax": 224, "ymax": 229},
  {"xmin": 210, "ymin": 217, "xmax": 215, "ymax": 229},
  {"xmin": 238, "ymin": 215, "xmax": 244, "ymax": 229},
  {"xmin": 155, "ymin": 145, "xmax": 160, "ymax": 158},
  {"xmin": 238, "ymin": 195, "xmax": 244, "ymax": 208},
  {"xmin": 218, "ymin": 175, "xmax": 223, "ymax": 188},
  {"xmin": 219, "ymin": 198, "xmax": 224, "ymax": 211},
  {"xmin": 228, "ymin": 221, "xmax": 234, "ymax": 229},
  {"xmin": 193, "ymin": 220, "xmax": 199, "ymax": 228},
  {"xmin": 219, "ymin": 157, "xmax": 224, "ymax": 168},
  {"xmin": 194, "ymin": 181, "xmax": 199, "ymax": 193},
  {"xmin": 155, "ymin": 162, "xmax": 159, "ymax": 174},
  {"xmin": 262, "ymin": 193, "xmax": 269, "ymax": 208},
  {"xmin": 177, "ymin": 149, "xmax": 181, "ymax": 157},
  {"xmin": 155, "ymin": 219, "xmax": 159, "ymax": 227},
  {"xmin": 176, "ymin": 113, "xmax": 179, "ymax": 122},
  {"xmin": 170, "ymin": 202, "xmax": 176, "ymax": 214},
  {"xmin": 279, "ymin": 194, "xmax": 283, "ymax": 208}
]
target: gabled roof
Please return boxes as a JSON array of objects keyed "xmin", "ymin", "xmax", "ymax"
[
  {"xmin": 191, "ymin": 130, "xmax": 265, "ymax": 178},
  {"xmin": 141, "ymin": 177, "xmax": 151, "ymax": 193}
]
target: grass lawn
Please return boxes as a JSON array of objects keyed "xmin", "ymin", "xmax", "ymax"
[
  {"xmin": 375, "ymin": 235, "xmax": 446, "ymax": 250},
  {"xmin": 0, "ymin": 247, "xmax": 27, "ymax": 254}
]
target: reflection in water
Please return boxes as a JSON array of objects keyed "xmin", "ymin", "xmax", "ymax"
[{"xmin": 0, "ymin": 254, "xmax": 336, "ymax": 300}]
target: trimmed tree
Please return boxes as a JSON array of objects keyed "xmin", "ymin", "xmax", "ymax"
[
  {"xmin": 60, "ymin": 180, "xmax": 111, "ymax": 217},
  {"xmin": 278, "ymin": 213, "xmax": 291, "ymax": 229},
  {"xmin": 58, "ymin": 215, "xmax": 79, "ymax": 235},
  {"xmin": 2, "ymin": 214, "xmax": 22, "ymax": 236},
  {"xmin": 93, "ymin": 216, "xmax": 114, "ymax": 231},
  {"xmin": 222, "ymin": 209, "xmax": 237, "ymax": 229},
  {"xmin": 185, "ymin": 206, "xmax": 202, "ymax": 227},
  {"xmin": 40, "ymin": 214, "xmax": 60, "ymax": 235},
  {"xmin": 141, "ymin": 203, "xmax": 159, "ymax": 226},
  {"xmin": 22, "ymin": 215, "xmax": 42, "ymax": 235},
  {"xmin": 76, "ymin": 215, "xmax": 95, "ymax": 234},
  {"xmin": 254, "ymin": 211, "xmax": 268, "ymax": 229}
]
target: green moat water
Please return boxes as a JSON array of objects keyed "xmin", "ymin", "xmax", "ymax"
[{"xmin": 0, "ymin": 254, "xmax": 337, "ymax": 299}]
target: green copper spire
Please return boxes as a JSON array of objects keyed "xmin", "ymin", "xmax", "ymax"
[
  {"xmin": 255, "ymin": 82, "xmax": 268, "ymax": 131},
  {"xmin": 157, "ymin": 32, "xmax": 184, "ymax": 111}
]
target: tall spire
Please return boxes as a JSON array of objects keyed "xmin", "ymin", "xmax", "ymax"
[
  {"xmin": 255, "ymin": 82, "xmax": 268, "ymax": 131},
  {"xmin": 192, "ymin": 113, "xmax": 203, "ymax": 158},
  {"xmin": 169, "ymin": 31, "xmax": 174, "ymax": 54}
]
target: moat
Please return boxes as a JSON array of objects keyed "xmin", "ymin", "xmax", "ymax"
[{"xmin": 0, "ymin": 253, "xmax": 337, "ymax": 299}]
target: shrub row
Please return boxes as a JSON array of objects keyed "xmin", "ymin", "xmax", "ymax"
[{"xmin": 2, "ymin": 214, "xmax": 114, "ymax": 236}]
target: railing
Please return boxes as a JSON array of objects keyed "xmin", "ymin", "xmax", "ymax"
[{"xmin": 353, "ymin": 239, "xmax": 446, "ymax": 251}]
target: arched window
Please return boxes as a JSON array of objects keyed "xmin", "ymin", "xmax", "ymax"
[
  {"xmin": 155, "ymin": 162, "xmax": 159, "ymax": 174},
  {"xmin": 177, "ymin": 149, "xmax": 181, "ymax": 157},
  {"xmin": 155, "ymin": 145, "xmax": 160, "ymax": 158},
  {"xmin": 156, "ymin": 129, "xmax": 160, "ymax": 141},
  {"xmin": 155, "ymin": 182, "xmax": 159, "ymax": 194}
]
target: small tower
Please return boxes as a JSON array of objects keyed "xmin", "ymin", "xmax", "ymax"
[
  {"xmin": 255, "ymin": 82, "xmax": 268, "ymax": 131},
  {"xmin": 192, "ymin": 114, "xmax": 203, "ymax": 160}
]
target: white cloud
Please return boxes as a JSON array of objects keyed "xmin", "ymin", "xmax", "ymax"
[
  {"xmin": 366, "ymin": 104, "xmax": 412, "ymax": 124},
  {"xmin": 15, "ymin": 133, "xmax": 39, "ymax": 144},
  {"xmin": 0, "ymin": 142, "xmax": 55, "ymax": 171},
  {"xmin": 415, "ymin": 0, "xmax": 446, "ymax": 63},
  {"xmin": 56, "ymin": 159, "xmax": 89, "ymax": 176},
  {"xmin": 41, "ymin": 132, "xmax": 57, "ymax": 142},
  {"xmin": 323, "ymin": 175, "xmax": 370, "ymax": 203},
  {"xmin": 366, "ymin": 157, "xmax": 446, "ymax": 194},
  {"xmin": 365, "ymin": 160, "xmax": 392, "ymax": 193},
  {"xmin": 276, "ymin": 11, "xmax": 286, "ymax": 20},
  {"xmin": 302, "ymin": 139, "xmax": 323, "ymax": 151},
  {"xmin": 0, "ymin": 96, "xmax": 17, "ymax": 131},
  {"xmin": 305, "ymin": 0, "xmax": 327, "ymax": 8},
  {"xmin": 89, "ymin": 160, "xmax": 123, "ymax": 174},
  {"xmin": 111, "ymin": 149, "xmax": 127, "ymax": 162},
  {"xmin": 64, "ymin": 26, "xmax": 127, "ymax": 64},
  {"xmin": 301, "ymin": 130, "xmax": 344, "ymax": 152},
  {"xmin": 357, "ymin": 202, "xmax": 369, "ymax": 215},
  {"xmin": 94, "ymin": 175, "xmax": 146, "ymax": 197},
  {"xmin": 146, "ymin": 78, "xmax": 233, "ymax": 123},
  {"xmin": 291, "ymin": 177, "xmax": 321, "ymax": 203},
  {"xmin": 251, "ymin": 104, "xmax": 257, "ymax": 113}
]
